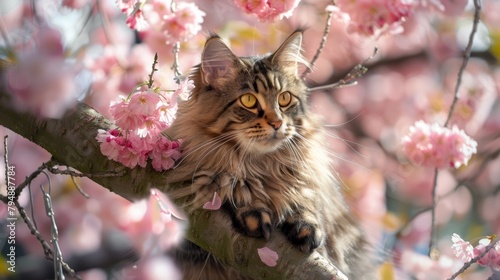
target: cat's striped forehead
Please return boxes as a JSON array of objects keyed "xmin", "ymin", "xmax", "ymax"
[{"xmin": 239, "ymin": 57, "xmax": 294, "ymax": 96}]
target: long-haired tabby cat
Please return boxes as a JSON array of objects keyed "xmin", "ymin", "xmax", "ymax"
[{"xmin": 165, "ymin": 30, "xmax": 373, "ymax": 279}]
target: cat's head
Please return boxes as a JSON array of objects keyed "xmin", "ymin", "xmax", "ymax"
[{"xmin": 180, "ymin": 31, "xmax": 311, "ymax": 155}]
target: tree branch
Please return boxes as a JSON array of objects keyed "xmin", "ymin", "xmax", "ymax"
[{"xmin": 0, "ymin": 88, "xmax": 347, "ymax": 279}]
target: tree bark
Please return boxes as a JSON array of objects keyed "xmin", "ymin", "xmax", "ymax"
[{"xmin": 0, "ymin": 86, "xmax": 347, "ymax": 279}]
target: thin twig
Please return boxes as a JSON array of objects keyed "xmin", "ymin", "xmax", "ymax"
[
  {"xmin": 45, "ymin": 164, "xmax": 126, "ymax": 178},
  {"xmin": 147, "ymin": 53, "xmax": 159, "ymax": 89},
  {"xmin": 44, "ymin": 163, "xmax": 125, "ymax": 198},
  {"xmin": 428, "ymin": 0, "xmax": 482, "ymax": 257},
  {"xmin": 69, "ymin": 174, "xmax": 90, "ymax": 199},
  {"xmin": 428, "ymin": 168, "xmax": 439, "ymax": 258},
  {"xmin": 40, "ymin": 182, "xmax": 66, "ymax": 280},
  {"xmin": 301, "ymin": 8, "xmax": 333, "ymax": 79},
  {"xmin": 15, "ymin": 198, "xmax": 81, "ymax": 279},
  {"xmin": 307, "ymin": 47, "xmax": 377, "ymax": 92},
  {"xmin": 444, "ymin": 0, "xmax": 482, "ymax": 127},
  {"xmin": 14, "ymin": 162, "xmax": 53, "ymax": 198},
  {"xmin": 447, "ymin": 237, "xmax": 498, "ymax": 280},
  {"xmin": 170, "ymin": 0, "xmax": 182, "ymax": 79},
  {"xmin": 172, "ymin": 42, "xmax": 182, "ymax": 79}
]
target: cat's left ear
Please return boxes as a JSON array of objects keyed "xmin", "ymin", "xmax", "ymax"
[
  {"xmin": 270, "ymin": 31, "xmax": 310, "ymax": 76},
  {"xmin": 200, "ymin": 35, "xmax": 240, "ymax": 87}
]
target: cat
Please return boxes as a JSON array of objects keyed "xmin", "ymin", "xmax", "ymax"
[{"xmin": 164, "ymin": 30, "xmax": 373, "ymax": 279}]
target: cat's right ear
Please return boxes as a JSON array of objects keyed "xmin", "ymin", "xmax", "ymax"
[{"xmin": 201, "ymin": 36, "xmax": 239, "ymax": 86}]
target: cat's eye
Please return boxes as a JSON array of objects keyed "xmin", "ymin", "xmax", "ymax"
[
  {"xmin": 240, "ymin": 93, "xmax": 257, "ymax": 108},
  {"xmin": 278, "ymin": 92, "xmax": 292, "ymax": 107}
]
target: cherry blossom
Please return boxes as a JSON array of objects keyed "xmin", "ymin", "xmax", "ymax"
[
  {"xmin": 161, "ymin": 2, "xmax": 206, "ymax": 43},
  {"xmin": 96, "ymin": 80, "xmax": 187, "ymax": 170},
  {"xmin": 451, "ymin": 233, "xmax": 474, "ymax": 262},
  {"xmin": 116, "ymin": 0, "xmax": 205, "ymax": 44},
  {"xmin": 234, "ymin": 0, "xmax": 301, "ymax": 21},
  {"xmin": 110, "ymin": 97, "xmax": 143, "ymax": 131},
  {"xmin": 4, "ymin": 25, "xmax": 79, "ymax": 119},
  {"xmin": 332, "ymin": 0, "xmax": 414, "ymax": 36},
  {"xmin": 151, "ymin": 137, "xmax": 182, "ymax": 171},
  {"xmin": 473, "ymin": 237, "xmax": 500, "ymax": 271},
  {"xmin": 452, "ymin": 234, "xmax": 500, "ymax": 271},
  {"xmin": 117, "ymin": 0, "xmax": 148, "ymax": 31},
  {"xmin": 129, "ymin": 90, "xmax": 161, "ymax": 117},
  {"xmin": 401, "ymin": 121, "xmax": 478, "ymax": 169}
]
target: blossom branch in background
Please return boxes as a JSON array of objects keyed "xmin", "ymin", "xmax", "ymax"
[
  {"xmin": 147, "ymin": 53, "xmax": 159, "ymax": 89},
  {"xmin": 307, "ymin": 47, "xmax": 377, "ymax": 92},
  {"xmin": 444, "ymin": 0, "xmax": 482, "ymax": 128},
  {"xmin": 449, "ymin": 235, "xmax": 499, "ymax": 279},
  {"xmin": 172, "ymin": 42, "xmax": 182, "ymax": 78},
  {"xmin": 15, "ymin": 199, "xmax": 81, "ymax": 280},
  {"xmin": 427, "ymin": 0, "xmax": 482, "ymax": 257},
  {"xmin": 301, "ymin": 4, "xmax": 333, "ymax": 80},
  {"xmin": 2, "ymin": 136, "xmax": 81, "ymax": 279},
  {"xmin": 170, "ymin": 0, "xmax": 183, "ymax": 79}
]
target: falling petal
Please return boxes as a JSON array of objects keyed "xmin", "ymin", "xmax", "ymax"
[
  {"xmin": 257, "ymin": 247, "xmax": 279, "ymax": 267},
  {"xmin": 203, "ymin": 192, "xmax": 222, "ymax": 210},
  {"xmin": 150, "ymin": 188, "xmax": 187, "ymax": 220}
]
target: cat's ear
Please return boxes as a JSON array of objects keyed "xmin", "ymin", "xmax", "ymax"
[
  {"xmin": 201, "ymin": 35, "xmax": 239, "ymax": 86},
  {"xmin": 270, "ymin": 31, "xmax": 310, "ymax": 76}
]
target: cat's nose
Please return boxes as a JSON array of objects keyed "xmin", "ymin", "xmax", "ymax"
[{"xmin": 268, "ymin": 120, "xmax": 282, "ymax": 130}]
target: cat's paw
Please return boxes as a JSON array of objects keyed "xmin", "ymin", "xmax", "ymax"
[
  {"xmin": 230, "ymin": 207, "xmax": 274, "ymax": 240},
  {"xmin": 281, "ymin": 219, "xmax": 324, "ymax": 253}
]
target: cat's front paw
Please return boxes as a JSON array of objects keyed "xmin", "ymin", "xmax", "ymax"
[
  {"xmin": 282, "ymin": 218, "xmax": 324, "ymax": 253},
  {"xmin": 230, "ymin": 207, "xmax": 274, "ymax": 240}
]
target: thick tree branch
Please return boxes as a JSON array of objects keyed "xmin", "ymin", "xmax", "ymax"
[{"xmin": 0, "ymin": 88, "xmax": 346, "ymax": 279}]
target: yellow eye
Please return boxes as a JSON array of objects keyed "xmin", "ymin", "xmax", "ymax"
[
  {"xmin": 278, "ymin": 92, "xmax": 292, "ymax": 107},
  {"xmin": 240, "ymin": 93, "xmax": 257, "ymax": 108}
]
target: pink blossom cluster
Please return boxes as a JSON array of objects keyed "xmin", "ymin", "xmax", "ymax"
[
  {"xmin": 117, "ymin": 0, "xmax": 205, "ymax": 44},
  {"xmin": 401, "ymin": 120, "xmax": 477, "ymax": 169},
  {"xmin": 234, "ymin": 0, "xmax": 301, "ymax": 21},
  {"xmin": 95, "ymin": 80, "xmax": 192, "ymax": 170},
  {"xmin": 4, "ymin": 26, "xmax": 78, "ymax": 118},
  {"xmin": 329, "ymin": 0, "xmax": 414, "ymax": 36},
  {"xmin": 452, "ymin": 233, "xmax": 500, "ymax": 271}
]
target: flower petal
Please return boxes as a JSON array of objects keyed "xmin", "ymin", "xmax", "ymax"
[
  {"xmin": 203, "ymin": 192, "xmax": 222, "ymax": 210},
  {"xmin": 257, "ymin": 247, "xmax": 279, "ymax": 267},
  {"xmin": 151, "ymin": 188, "xmax": 187, "ymax": 220}
]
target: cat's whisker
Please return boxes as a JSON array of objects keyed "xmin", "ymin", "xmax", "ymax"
[
  {"xmin": 322, "ymin": 131, "xmax": 378, "ymax": 155},
  {"xmin": 285, "ymin": 138, "xmax": 318, "ymax": 184},
  {"xmin": 174, "ymin": 131, "xmax": 240, "ymax": 168},
  {"xmin": 321, "ymin": 111, "xmax": 364, "ymax": 128},
  {"xmin": 196, "ymin": 252, "xmax": 212, "ymax": 280},
  {"xmin": 297, "ymin": 123, "xmax": 378, "ymax": 158},
  {"xmin": 296, "ymin": 133, "xmax": 380, "ymax": 180},
  {"xmin": 189, "ymin": 134, "xmax": 241, "ymax": 181},
  {"xmin": 295, "ymin": 125, "xmax": 372, "ymax": 163}
]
